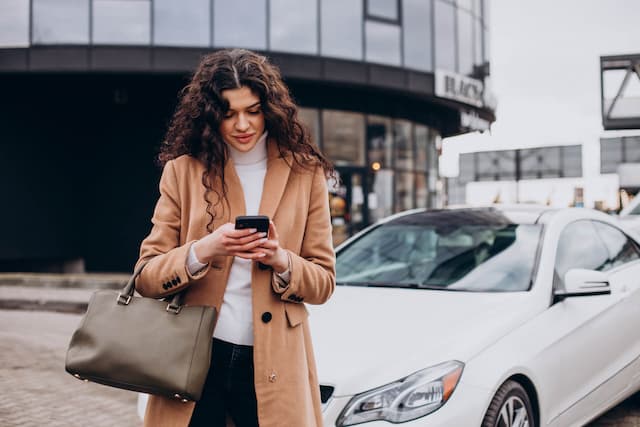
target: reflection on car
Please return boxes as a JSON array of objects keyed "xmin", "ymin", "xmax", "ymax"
[{"xmin": 310, "ymin": 206, "xmax": 640, "ymax": 427}]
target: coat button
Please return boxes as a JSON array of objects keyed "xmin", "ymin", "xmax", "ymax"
[
  {"xmin": 269, "ymin": 372, "xmax": 277, "ymax": 382},
  {"xmin": 261, "ymin": 312, "xmax": 272, "ymax": 323}
]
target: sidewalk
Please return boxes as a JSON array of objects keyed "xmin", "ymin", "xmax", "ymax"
[{"xmin": 0, "ymin": 309, "xmax": 141, "ymax": 427}]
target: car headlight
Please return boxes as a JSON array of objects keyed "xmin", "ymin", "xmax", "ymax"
[{"xmin": 336, "ymin": 360, "xmax": 464, "ymax": 426}]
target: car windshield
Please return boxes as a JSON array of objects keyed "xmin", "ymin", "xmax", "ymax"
[{"xmin": 336, "ymin": 211, "xmax": 542, "ymax": 292}]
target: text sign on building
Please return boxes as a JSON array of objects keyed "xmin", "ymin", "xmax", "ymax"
[
  {"xmin": 435, "ymin": 70, "xmax": 484, "ymax": 108},
  {"xmin": 460, "ymin": 110, "xmax": 490, "ymax": 132}
]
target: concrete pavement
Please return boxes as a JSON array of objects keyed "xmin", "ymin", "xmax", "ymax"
[
  {"xmin": 0, "ymin": 309, "xmax": 141, "ymax": 427},
  {"xmin": 0, "ymin": 274, "xmax": 639, "ymax": 426}
]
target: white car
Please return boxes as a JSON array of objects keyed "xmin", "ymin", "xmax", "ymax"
[{"xmin": 309, "ymin": 206, "xmax": 640, "ymax": 427}]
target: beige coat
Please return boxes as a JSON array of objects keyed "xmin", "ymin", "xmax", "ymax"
[{"xmin": 134, "ymin": 141, "xmax": 336, "ymax": 427}]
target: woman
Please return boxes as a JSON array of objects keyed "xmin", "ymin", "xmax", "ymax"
[{"xmin": 134, "ymin": 49, "xmax": 336, "ymax": 427}]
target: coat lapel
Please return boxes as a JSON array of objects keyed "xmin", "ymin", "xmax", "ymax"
[
  {"xmin": 223, "ymin": 156, "xmax": 247, "ymax": 221},
  {"xmin": 259, "ymin": 139, "xmax": 291, "ymax": 219}
]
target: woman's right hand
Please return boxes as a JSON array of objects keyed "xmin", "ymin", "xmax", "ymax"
[{"xmin": 192, "ymin": 223, "xmax": 268, "ymax": 263}]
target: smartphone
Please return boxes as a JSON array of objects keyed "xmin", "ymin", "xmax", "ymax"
[{"xmin": 235, "ymin": 215, "xmax": 270, "ymax": 234}]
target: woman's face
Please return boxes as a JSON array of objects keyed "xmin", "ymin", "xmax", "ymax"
[{"xmin": 219, "ymin": 86, "xmax": 265, "ymax": 153}]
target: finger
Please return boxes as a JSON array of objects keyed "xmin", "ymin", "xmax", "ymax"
[
  {"xmin": 234, "ymin": 251, "xmax": 267, "ymax": 260},
  {"xmin": 228, "ymin": 231, "xmax": 267, "ymax": 246},
  {"xmin": 255, "ymin": 240, "xmax": 278, "ymax": 251},
  {"xmin": 226, "ymin": 228, "xmax": 259, "ymax": 238},
  {"xmin": 269, "ymin": 221, "xmax": 279, "ymax": 241},
  {"xmin": 226, "ymin": 237, "xmax": 268, "ymax": 252}
]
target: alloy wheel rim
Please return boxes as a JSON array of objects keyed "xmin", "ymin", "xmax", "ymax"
[{"xmin": 497, "ymin": 395, "xmax": 530, "ymax": 427}]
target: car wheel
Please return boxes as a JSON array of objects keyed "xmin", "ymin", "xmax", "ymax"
[{"xmin": 482, "ymin": 380, "xmax": 535, "ymax": 427}]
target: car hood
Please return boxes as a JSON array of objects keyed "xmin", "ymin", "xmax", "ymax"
[{"xmin": 308, "ymin": 285, "xmax": 537, "ymax": 397}]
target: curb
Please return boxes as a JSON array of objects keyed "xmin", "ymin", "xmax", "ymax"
[
  {"xmin": 0, "ymin": 273, "xmax": 129, "ymax": 290},
  {"xmin": 0, "ymin": 299, "xmax": 88, "ymax": 314}
]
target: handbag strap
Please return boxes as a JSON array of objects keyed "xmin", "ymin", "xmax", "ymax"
[{"xmin": 117, "ymin": 259, "xmax": 184, "ymax": 312}]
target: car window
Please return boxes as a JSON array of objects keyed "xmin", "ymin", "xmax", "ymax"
[
  {"xmin": 629, "ymin": 203, "xmax": 640, "ymax": 215},
  {"xmin": 592, "ymin": 221, "xmax": 640, "ymax": 270},
  {"xmin": 553, "ymin": 220, "xmax": 609, "ymax": 289},
  {"xmin": 336, "ymin": 221, "xmax": 542, "ymax": 292}
]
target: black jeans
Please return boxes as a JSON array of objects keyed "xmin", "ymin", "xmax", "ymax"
[{"xmin": 189, "ymin": 338, "xmax": 259, "ymax": 427}]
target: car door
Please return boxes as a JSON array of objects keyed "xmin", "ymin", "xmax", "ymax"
[
  {"xmin": 589, "ymin": 222, "xmax": 640, "ymax": 396},
  {"xmin": 534, "ymin": 220, "xmax": 636, "ymax": 426}
]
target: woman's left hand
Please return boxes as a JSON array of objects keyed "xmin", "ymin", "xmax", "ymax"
[{"xmin": 252, "ymin": 221, "xmax": 289, "ymax": 273}]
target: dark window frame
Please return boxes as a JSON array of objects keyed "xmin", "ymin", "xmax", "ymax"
[{"xmin": 365, "ymin": 0, "xmax": 402, "ymax": 25}]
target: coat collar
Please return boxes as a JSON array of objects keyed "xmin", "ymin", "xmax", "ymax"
[
  {"xmin": 221, "ymin": 138, "xmax": 291, "ymax": 221},
  {"xmin": 259, "ymin": 139, "xmax": 292, "ymax": 219}
]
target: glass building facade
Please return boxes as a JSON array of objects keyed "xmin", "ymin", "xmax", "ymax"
[
  {"xmin": 448, "ymin": 145, "xmax": 583, "ymax": 205},
  {"xmin": 0, "ymin": 0, "xmax": 490, "ymax": 72},
  {"xmin": 0, "ymin": 0, "xmax": 493, "ymax": 270}
]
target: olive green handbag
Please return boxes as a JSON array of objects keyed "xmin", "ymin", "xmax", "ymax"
[{"xmin": 65, "ymin": 261, "xmax": 217, "ymax": 402}]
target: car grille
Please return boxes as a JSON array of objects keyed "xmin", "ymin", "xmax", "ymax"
[{"xmin": 320, "ymin": 385, "xmax": 334, "ymax": 404}]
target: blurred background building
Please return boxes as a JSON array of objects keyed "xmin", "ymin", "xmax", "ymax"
[
  {"xmin": 0, "ymin": 0, "xmax": 494, "ymax": 272},
  {"xmin": 445, "ymin": 52, "xmax": 640, "ymax": 211}
]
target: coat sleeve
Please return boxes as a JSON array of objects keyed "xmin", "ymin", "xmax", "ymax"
[
  {"xmin": 276, "ymin": 165, "xmax": 336, "ymax": 305},
  {"xmin": 134, "ymin": 160, "xmax": 211, "ymax": 298}
]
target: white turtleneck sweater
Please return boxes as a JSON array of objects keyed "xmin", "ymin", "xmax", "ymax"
[{"xmin": 188, "ymin": 132, "xmax": 269, "ymax": 345}]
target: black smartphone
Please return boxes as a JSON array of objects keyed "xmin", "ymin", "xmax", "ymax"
[{"xmin": 235, "ymin": 215, "xmax": 270, "ymax": 234}]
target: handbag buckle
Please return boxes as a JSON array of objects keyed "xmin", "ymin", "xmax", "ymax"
[
  {"xmin": 116, "ymin": 293, "xmax": 132, "ymax": 305},
  {"xmin": 174, "ymin": 393, "xmax": 189, "ymax": 403},
  {"xmin": 166, "ymin": 303, "xmax": 182, "ymax": 314}
]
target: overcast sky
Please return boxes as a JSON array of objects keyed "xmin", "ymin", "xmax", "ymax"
[{"xmin": 441, "ymin": 0, "xmax": 640, "ymax": 178}]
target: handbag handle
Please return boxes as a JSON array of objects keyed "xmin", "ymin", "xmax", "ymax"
[{"xmin": 117, "ymin": 260, "xmax": 184, "ymax": 314}]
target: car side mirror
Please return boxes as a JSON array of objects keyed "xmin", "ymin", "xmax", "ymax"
[{"xmin": 554, "ymin": 268, "xmax": 611, "ymax": 302}]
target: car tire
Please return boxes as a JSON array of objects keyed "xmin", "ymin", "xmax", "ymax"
[{"xmin": 482, "ymin": 380, "xmax": 535, "ymax": 427}]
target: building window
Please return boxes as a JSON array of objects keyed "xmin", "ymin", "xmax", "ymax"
[
  {"xmin": 298, "ymin": 107, "xmax": 321, "ymax": 149},
  {"xmin": 600, "ymin": 137, "xmax": 623, "ymax": 174},
  {"xmin": 624, "ymin": 136, "xmax": 640, "ymax": 162},
  {"xmin": 482, "ymin": 0, "xmax": 490, "ymax": 27},
  {"xmin": 434, "ymin": 0, "xmax": 456, "ymax": 71},
  {"xmin": 154, "ymin": 0, "xmax": 209, "ymax": 47},
  {"xmin": 394, "ymin": 120, "xmax": 414, "ymax": 171},
  {"xmin": 473, "ymin": 0, "xmax": 482, "ymax": 18},
  {"xmin": 416, "ymin": 173, "xmax": 428, "ymax": 208},
  {"xmin": 0, "ymin": 0, "xmax": 29, "ymax": 47},
  {"xmin": 270, "ymin": 0, "xmax": 318, "ymax": 54},
  {"xmin": 457, "ymin": 8, "xmax": 474, "ymax": 75},
  {"xmin": 33, "ymin": 0, "xmax": 89, "ymax": 44},
  {"xmin": 214, "ymin": 0, "xmax": 267, "ymax": 50},
  {"xmin": 365, "ymin": 20, "xmax": 401, "ymax": 66},
  {"xmin": 562, "ymin": 146, "xmax": 582, "ymax": 178},
  {"xmin": 395, "ymin": 172, "xmax": 415, "ymax": 211},
  {"xmin": 367, "ymin": 115, "xmax": 393, "ymax": 170},
  {"xmin": 366, "ymin": 0, "xmax": 400, "ymax": 23},
  {"xmin": 402, "ymin": 0, "xmax": 433, "ymax": 71},
  {"xmin": 415, "ymin": 124, "xmax": 429, "ymax": 172},
  {"xmin": 93, "ymin": 0, "xmax": 150, "ymax": 45},
  {"xmin": 322, "ymin": 110, "xmax": 365, "ymax": 166},
  {"xmin": 321, "ymin": 0, "xmax": 363, "ymax": 60},
  {"xmin": 458, "ymin": 0, "xmax": 473, "ymax": 12},
  {"xmin": 483, "ymin": 28, "xmax": 490, "ymax": 63},
  {"xmin": 474, "ymin": 17, "xmax": 483, "ymax": 66},
  {"xmin": 370, "ymin": 170, "xmax": 394, "ymax": 222}
]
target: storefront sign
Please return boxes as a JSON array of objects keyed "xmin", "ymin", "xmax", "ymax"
[
  {"xmin": 460, "ymin": 111, "xmax": 490, "ymax": 132},
  {"xmin": 435, "ymin": 70, "xmax": 484, "ymax": 108}
]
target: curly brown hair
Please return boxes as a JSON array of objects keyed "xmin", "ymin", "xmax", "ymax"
[{"xmin": 158, "ymin": 48, "xmax": 334, "ymax": 232}]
